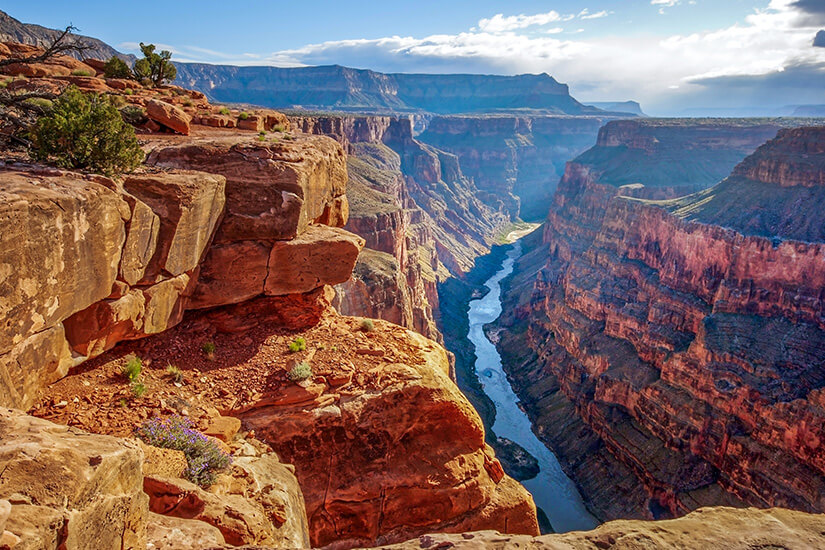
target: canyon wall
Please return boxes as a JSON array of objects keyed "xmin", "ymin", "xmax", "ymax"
[
  {"xmin": 174, "ymin": 64, "xmax": 599, "ymax": 115},
  {"xmin": 416, "ymin": 115, "xmax": 611, "ymax": 220},
  {"xmin": 291, "ymin": 114, "xmax": 511, "ymax": 342},
  {"xmin": 496, "ymin": 122, "xmax": 825, "ymax": 521}
]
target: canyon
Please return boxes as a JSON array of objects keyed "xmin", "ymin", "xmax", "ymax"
[
  {"xmin": 0, "ymin": 42, "xmax": 539, "ymax": 549},
  {"xmin": 495, "ymin": 120, "xmax": 825, "ymax": 522},
  {"xmin": 2, "ymin": 8, "xmax": 825, "ymax": 548}
]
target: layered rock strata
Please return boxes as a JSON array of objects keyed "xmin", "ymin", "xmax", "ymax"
[
  {"xmin": 292, "ymin": 115, "xmax": 512, "ymax": 342},
  {"xmin": 497, "ymin": 124, "xmax": 825, "ymax": 520},
  {"xmin": 416, "ymin": 115, "xmax": 611, "ymax": 220},
  {"xmin": 0, "ymin": 131, "xmax": 359, "ymax": 411}
]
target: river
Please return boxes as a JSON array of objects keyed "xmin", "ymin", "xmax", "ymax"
[{"xmin": 467, "ymin": 240, "xmax": 599, "ymax": 533}]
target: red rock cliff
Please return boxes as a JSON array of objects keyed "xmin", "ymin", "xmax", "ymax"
[
  {"xmin": 497, "ymin": 124, "xmax": 825, "ymax": 521},
  {"xmin": 293, "ymin": 114, "xmax": 511, "ymax": 343}
]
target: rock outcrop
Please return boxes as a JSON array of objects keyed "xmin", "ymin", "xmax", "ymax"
[
  {"xmin": 0, "ymin": 129, "xmax": 358, "ymax": 410},
  {"xmin": 496, "ymin": 124, "xmax": 825, "ymax": 520},
  {"xmin": 376, "ymin": 507, "xmax": 825, "ymax": 550},
  {"xmin": 0, "ymin": 408, "xmax": 147, "ymax": 549}
]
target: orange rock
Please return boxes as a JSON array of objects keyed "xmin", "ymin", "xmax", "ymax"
[
  {"xmin": 146, "ymin": 99, "xmax": 191, "ymax": 135},
  {"xmin": 239, "ymin": 329, "xmax": 539, "ymax": 547},
  {"xmin": 237, "ymin": 115, "xmax": 263, "ymax": 132},
  {"xmin": 204, "ymin": 416, "xmax": 242, "ymax": 442}
]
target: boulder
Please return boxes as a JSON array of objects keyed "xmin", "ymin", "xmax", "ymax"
[
  {"xmin": 146, "ymin": 136, "xmax": 347, "ymax": 242},
  {"xmin": 146, "ymin": 99, "xmax": 191, "ymax": 135},
  {"xmin": 0, "ymin": 409, "xmax": 148, "ymax": 549},
  {"xmin": 237, "ymin": 115, "xmax": 263, "ymax": 132},
  {"xmin": 106, "ymin": 78, "xmax": 135, "ymax": 90},
  {"xmin": 144, "ymin": 452, "xmax": 308, "ymax": 548},
  {"xmin": 122, "ymin": 171, "xmax": 226, "ymax": 282},
  {"xmin": 265, "ymin": 225, "xmax": 365, "ymax": 296},
  {"xmin": 146, "ymin": 512, "xmax": 226, "ymax": 550},
  {"xmin": 0, "ymin": 325, "xmax": 73, "ymax": 410},
  {"xmin": 203, "ymin": 416, "xmax": 242, "ymax": 442},
  {"xmin": 63, "ymin": 272, "xmax": 195, "ymax": 358},
  {"xmin": 82, "ymin": 58, "xmax": 107, "ymax": 75}
]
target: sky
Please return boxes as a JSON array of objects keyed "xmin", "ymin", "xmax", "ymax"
[{"xmin": 5, "ymin": 1, "xmax": 825, "ymax": 115}]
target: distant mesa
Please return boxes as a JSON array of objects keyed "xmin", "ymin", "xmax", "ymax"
[{"xmin": 586, "ymin": 101, "xmax": 646, "ymax": 116}]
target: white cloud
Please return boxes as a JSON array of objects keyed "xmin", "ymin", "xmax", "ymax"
[
  {"xmin": 146, "ymin": 2, "xmax": 825, "ymax": 114},
  {"xmin": 580, "ymin": 10, "xmax": 610, "ymax": 20},
  {"xmin": 477, "ymin": 11, "xmax": 569, "ymax": 33}
]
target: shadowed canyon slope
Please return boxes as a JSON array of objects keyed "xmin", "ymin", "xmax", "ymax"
[{"xmin": 496, "ymin": 121, "xmax": 825, "ymax": 522}]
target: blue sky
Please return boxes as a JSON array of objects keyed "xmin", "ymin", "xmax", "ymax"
[{"xmin": 5, "ymin": 1, "xmax": 825, "ymax": 114}]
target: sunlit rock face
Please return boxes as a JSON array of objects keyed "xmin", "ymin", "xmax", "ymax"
[{"xmin": 497, "ymin": 123, "xmax": 825, "ymax": 520}]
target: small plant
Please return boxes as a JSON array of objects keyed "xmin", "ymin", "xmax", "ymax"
[
  {"xmin": 360, "ymin": 319, "xmax": 375, "ymax": 332},
  {"xmin": 124, "ymin": 88, "xmax": 134, "ymax": 95},
  {"xmin": 71, "ymin": 69, "xmax": 93, "ymax": 77},
  {"xmin": 136, "ymin": 416, "xmax": 231, "ymax": 487},
  {"xmin": 272, "ymin": 124, "xmax": 286, "ymax": 132},
  {"xmin": 122, "ymin": 356, "xmax": 142, "ymax": 382},
  {"xmin": 22, "ymin": 97, "xmax": 53, "ymax": 110},
  {"xmin": 183, "ymin": 99, "xmax": 193, "ymax": 107},
  {"xmin": 0, "ymin": 78, "xmax": 11, "ymax": 88},
  {"xmin": 103, "ymin": 56, "xmax": 133, "ymax": 79},
  {"xmin": 201, "ymin": 341, "xmax": 216, "ymax": 358},
  {"xmin": 166, "ymin": 364, "xmax": 183, "ymax": 384},
  {"xmin": 120, "ymin": 105, "xmax": 147, "ymax": 125},
  {"xmin": 287, "ymin": 361, "xmax": 313, "ymax": 382},
  {"xmin": 109, "ymin": 94, "xmax": 127, "ymax": 108},
  {"xmin": 31, "ymin": 85, "xmax": 144, "ymax": 176},
  {"xmin": 131, "ymin": 381, "xmax": 146, "ymax": 398},
  {"xmin": 238, "ymin": 111, "xmax": 250, "ymax": 120},
  {"xmin": 218, "ymin": 106, "xmax": 230, "ymax": 115},
  {"xmin": 288, "ymin": 337, "xmax": 306, "ymax": 353}
]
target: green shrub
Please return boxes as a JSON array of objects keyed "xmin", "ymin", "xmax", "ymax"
[
  {"xmin": 288, "ymin": 337, "xmax": 306, "ymax": 353},
  {"xmin": 120, "ymin": 105, "xmax": 147, "ymax": 125},
  {"xmin": 136, "ymin": 416, "xmax": 231, "ymax": 487},
  {"xmin": 272, "ymin": 124, "xmax": 286, "ymax": 132},
  {"xmin": 238, "ymin": 111, "xmax": 250, "ymax": 120},
  {"xmin": 124, "ymin": 88, "xmax": 134, "ymax": 95},
  {"xmin": 201, "ymin": 341, "xmax": 216, "ymax": 356},
  {"xmin": 287, "ymin": 361, "xmax": 312, "ymax": 382},
  {"xmin": 0, "ymin": 78, "xmax": 11, "ymax": 88},
  {"xmin": 360, "ymin": 319, "xmax": 375, "ymax": 332},
  {"xmin": 109, "ymin": 94, "xmax": 127, "ymax": 108},
  {"xmin": 131, "ymin": 381, "xmax": 146, "ymax": 398},
  {"xmin": 103, "ymin": 56, "xmax": 133, "ymax": 79},
  {"xmin": 22, "ymin": 97, "xmax": 53, "ymax": 110},
  {"xmin": 71, "ymin": 69, "xmax": 93, "ymax": 77},
  {"xmin": 218, "ymin": 106, "xmax": 230, "ymax": 115},
  {"xmin": 122, "ymin": 356, "xmax": 142, "ymax": 382},
  {"xmin": 166, "ymin": 364, "xmax": 183, "ymax": 384},
  {"xmin": 31, "ymin": 86, "xmax": 144, "ymax": 176}
]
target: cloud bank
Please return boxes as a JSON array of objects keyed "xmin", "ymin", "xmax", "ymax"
[{"xmin": 122, "ymin": 1, "xmax": 825, "ymax": 115}]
